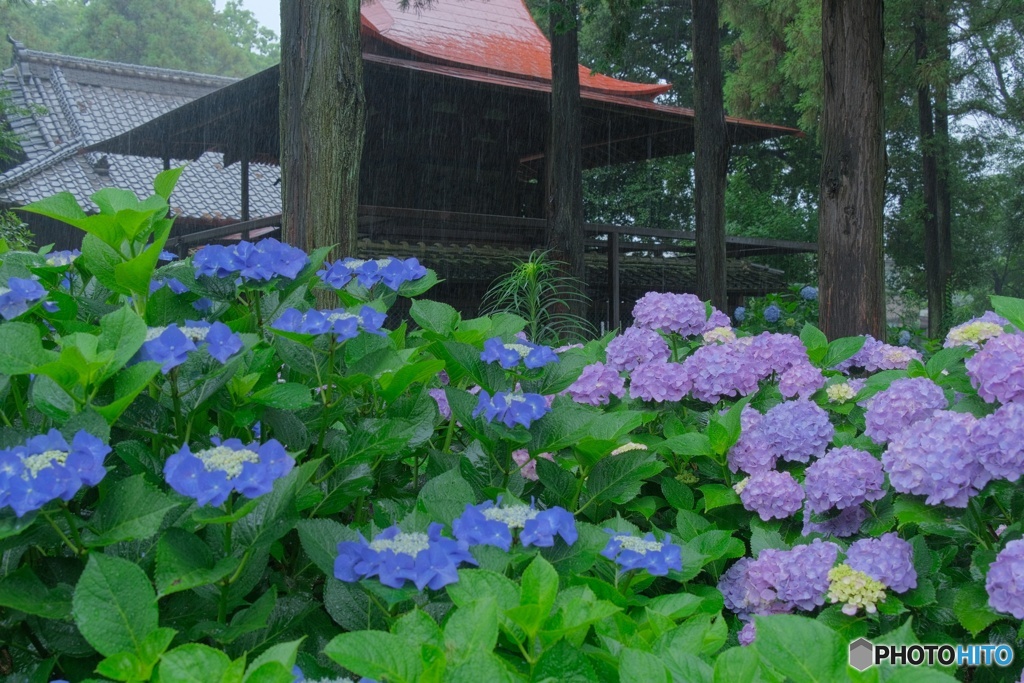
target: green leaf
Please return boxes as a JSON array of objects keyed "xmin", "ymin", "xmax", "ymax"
[
  {"xmin": 378, "ymin": 359, "xmax": 446, "ymax": 403},
  {"xmin": 324, "ymin": 631, "xmax": 423, "ymax": 683},
  {"xmin": 532, "ymin": 639, "xmax": 597, "ymax": 682},
  {"xmin": 520, "ymin": 555, "xmax": 559, "ymax": 615},
  {"xmin": 155, "ymin": 528, "xmax": 239, "ymax": 597},
  {"xmin": 233, "ymin": 460, "xmax": 317, "ymax": 549},
  {"xmin": 893, "ymin": 497, "xmax": 946, "ymax": 528},
  {"xmin": 31, "ymin": 374, "xmax": 77, "ymax": 422},
  {"xmin": 584, "ymin": 450, "xmax": 666, "ymax": 507},
  {"xmin": 447, "ymin": 652, "xmax": 517, "ymax": 683},
  {"xmin": 297, "ymin": 518, "xmax": 359, "ymax": 578},
  {"xmin": 153, "ymin": 166, "xmax": 185, "ymax": 200},
  {"xmin": 822, "ymin": 336, "xmax": 866, "ymax": 368},
  {"xmin": 21, "ymin": 192, "xmax": 90, "ymax": 229},
  {"xmin": 72, "ymin": 554, "xmax": 159, "ymax": 657},
  {"xmin": 953, "ymin": 583, "xmax": 1004, "ymax": 637},
  {"xmin": 661, "ymin": 477, "xmax": 695, "ymax": 511},
  {"xmin": 87, "ymin": 474, "xmax": 179, "ymax": 547},
  {"xmin": 444, "ymin": 597, "xmax": 499, "ymax": 663},
  {"xmin": 447, "ymin": 569, "xmax": 520, "ymax": 612},
  {"xmin": 698, "ymin": 484, "xmax": 741, "ymax": 512},
  {"xmin": 250, "ymin": 382, "xmax": 316, "ymax": 410},
  {"xmin": 244, "ymin": 638, "xmax": 302, "ymax": 681},
  {"xmin": 418, "ymin": 469, "xmax": 475, "ymax": 525},
  {"xmin": 753, "ymin": 614, "xmax": 847, "ymax": 683},
  {"xmin": 0, "ymin": 566, "xmax": 72, "ymax": 619},
  {"xmin": 0, "ymin": 321, "xmax": 57, "ymax": 374},
  {"xmin": 991, "ymin": 295, "xmax": 1024, "ymax": 331},
  {"xmin": 924, "ymin": 346, "xmax": 970, "ymax": 381},
  {"xmin": 620, "ymin": 648, "xmax": 671, "ymax": 683},
  {"xmin": 157, "ymin": 644, "xmax": 232, "ymax": 683},
  {"xmin": 800, "ymin": 323, "xmax": 829, "ymax": 364},
  {"xmin": 713, "ymin": 646, "xmax": 760, "ymax": 683},
  {"xmin": 82, "ymin": 233, "xmax": 131, "ymax": 294},
  {"xmin": 658, "ymin": 433, "xmax": 713, "ymax": 458},
  {"xmin": 410, "ymin": 299, "xmax": 461, "ymax": 335},
  {"xmin": 93, "ymin": 360, "xmax": 161, "ymax": 424}
]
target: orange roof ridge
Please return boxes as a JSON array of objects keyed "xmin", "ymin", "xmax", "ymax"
[{"xmin": 360, "ymin": 0, "xmax": 671, "ymax": 99}]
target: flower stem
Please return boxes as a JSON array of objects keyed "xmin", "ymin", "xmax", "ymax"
[{"xmin": 42, "ymin": 509, "xmax": 82, "ymax": 556}]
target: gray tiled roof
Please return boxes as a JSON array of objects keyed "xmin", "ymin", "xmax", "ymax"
[{"xmin": 0, "ymin": 41, "xmax": 280, "ymax": 221}]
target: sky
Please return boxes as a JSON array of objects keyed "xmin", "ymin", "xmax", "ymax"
[{"xmin": 215, "ymin": 0, "xmax": 281, "ymax": 37}]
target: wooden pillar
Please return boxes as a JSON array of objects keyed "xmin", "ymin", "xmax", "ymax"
[
  {"xmin": 241, "ymin": 154, "xmax": 251, "ymax": 240},
  {"xmin": 608, "ymin": 228, "xmax": 620, "ymax": 330}
]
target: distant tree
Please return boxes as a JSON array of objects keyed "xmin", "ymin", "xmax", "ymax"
[
  {"xmin": 279, "ymin": 0, "xmax": 363, "ymax": 263},
  {"xmin": 818, "ymin": 0, "xmax": 886, "ymax": 339}
]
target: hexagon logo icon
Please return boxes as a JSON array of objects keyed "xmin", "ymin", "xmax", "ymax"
[{"xmin": 849, "ymin": 638, "xmax": 875, "ymax": 672}]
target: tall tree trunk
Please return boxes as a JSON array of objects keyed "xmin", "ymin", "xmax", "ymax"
[
  {"xmin": 546, "ymin": 0, "xmax": 587, "ymax": 321},
  {"xmin": 279, "ymin": 0, "xmax": 364, "ymax": 261},
  {"xmin": 818, "ymin": 0, "xmax": 886, "ymax": 340},
  {"xmin": 692, "ymin": 0, "xmax": 729, "ymax": 310},
  {"xmin": 916, "ymin": 10, "xmax": 943, "ymax": 338},
  {"xmin": 934, "ymin": 0, "xmax": 953, "ymax": 331}
]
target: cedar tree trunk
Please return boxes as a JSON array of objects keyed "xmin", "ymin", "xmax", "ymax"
[
  {"xmin": 818, "ymin": 0, "xmax": 886, "ymax": 340},
  {"xmin": 916, "ymin": 10, "xmax": 944, "ymax": 338}
]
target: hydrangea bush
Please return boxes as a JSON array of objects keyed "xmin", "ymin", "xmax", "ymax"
[{"xmin": 2, "ymin": 172, "xmax": 1023, "ymax": 682}]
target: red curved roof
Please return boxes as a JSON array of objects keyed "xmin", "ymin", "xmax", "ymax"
[{"xmin": 361, "ymin": 0, "xmax": 671, "ymax": 99}]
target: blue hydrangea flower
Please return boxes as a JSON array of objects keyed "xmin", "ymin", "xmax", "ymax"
[
  {"xmin": 271, "ymin": 306, "xmax": 386, "ymax": 341},
  {"xmin": 453, "ymin": 500, "xmax": 577, "ymax": 550},
  {"xmin": 800, "ymin": 286, "xmax": 818, "ymax": 301},
  {"xmin": 0, "ymin": 429, "xmax": 110, "ymax": 517},
  {"xmin": 986, "ymin": 539, "xmax": 1024, "ymax": 619},
  {"xmin": 0, "ymin": 277, "xmax": 47, "ymax": 320},
  {"xmin": 472, "ymin": 390, "xmax": 550, "ymax": 428},
  {"xmin": 163, "ymin": 437, "xmax": 294, "ymax": 507},
  {"xmin": 193, "ymin": 238, "xmax": 308, "ymax": 282},
  {"xmin": 803, "ymin": 446, "xmax": 885, "ymax": 513},
  {"xmin": 45, "ymin": 249, "xmax": 80, "ymax": 267},
  {"xmin": 136, "ymin": 321, "xmax": 243, "ymax": 373},
  {"xmin": 966, "ymin": 333, "xmax": 1024, "ymax": 404},
  {"xmin": 628, "ymin": 360, "xmax": 691, "ymax": 402},
  {"xmin": 192, "ymin": 297, "xmax": 213, "ymax": 312},
  {"xmin": 566, "ymin": 362, "xmax": 626, "ymax": 406},
  {"xmin": 882, "ymin": 411, "xmax": 990, "ymax": 507},
  {"xmin": 158, "ymin": 250, "xmax": 178, "ymax": 262},
  {"xmin": 631, "ymin": 291, "xmax": 708, "ymax": 337},
  {"xmin": 149, "ymin": 277, "xmax": 189, "ymax": 294},
  {"xmin": 738, "ymin": 470, "xmax": 804, "ymax": 521},
  {"xmin": 605, "ymin": 326, "xmax": 670, "ymax": 372},
  {"xmin": 318, "ymin": 257, "xmax": 427, "ymax": 291},
  {"xmin": 733, "ymin": 306, "xmax": 746, "ymax": 322},
  {"xmin": 845, "ymin": 533, "xmax": 917, "ymax": 593},
  {"xmin": 898, "ymin": 330, "xmax": 912, "ymax": 346},
  {"xmin": 601, "ymin": 530, "xmax": 682, "ymax": 576},
  {"xmin": 334, "ymin": 523, "xmax": 476, "ymax": 591},
  {"xmin": 480, "ymin": 337, "xmax": 559, "ymax": 370},
  {"xmin": 763, "ymin": 304, "xmax": 781, "ymax": 323}
]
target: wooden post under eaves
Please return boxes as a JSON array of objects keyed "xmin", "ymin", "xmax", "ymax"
[
  {"xmin": 241, "ymin": 153, "xmax": 250, "ymax": 239},
  {"xmin": 608, "ymin": 228, "xmax": 620, "ymax": 330}
]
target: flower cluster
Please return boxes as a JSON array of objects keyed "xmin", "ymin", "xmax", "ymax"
[
  {"xmin": 739, "ymin": 470, "xmax": 804, "ymax": 521},
  {"xmin": 778, "ymin": 361, "xmax": 825, "ymax": 399},
  {"xmin": 840, "ymin": 335, "xmax": 922, "ymax": 372},
  {"xmin": 480, "ymin": 337, "xmax": 558, "ymax": 370},
  {"xmin": 472, "ymin": 390, "xmax": 549, "ymax": 428},
  {"xmin": 974, "ymin": 402, "xmax": 1024, "ymax": 482},
  {"xmin": 335, "ymin": 523, "xmax": 476, "ymax": 591},
  {"xmin": 827, "ymin": 564, "xmax": 887, "ymax": 615},
  {"xmin": 163, "ymin": 438, "xmax": 295, "ymax": 507},
  {"xmin": 733, "ymin": 306, "xmax": 746, "ymax": 323},
  {"xmin": 0, "ymin": 277, "xmax": 47, "ymax": 320},
  {"xmin": 966, "ymin": 333, "xmax": 1024, "ymax": 404},
  {"xmin": 759, "ymin": 399, "xmax": 834, "ymax": 463},
  {"xmin": 702, "ymin": 326, "xmax": 736, "ymax": 344},
  {"xmin": 944, "ymin": 312, "xmax": 1008, "ymax": 350},
  {"xmin": 986, "ymin": 540, "xmax": 1024, "ymax": 619},
  {"xmin": 845, "ymin": 533, "xmax": 917, "ymax": 594},
  {"xmin": 803, "ymin": 447, "xmax": 885, "ymax": 513},
  {"xmin": 803, "ymin": 505, "xmax": 868, "ymax": 538},
  {"xmin": 452, "ymin": 500, "xmax": 576, "ymax": 550},
  {"xmin": 629, "ymin": 360, "xmax": 691, "ymax": 402},
  {"xmin": 863, "ymin": 377, "xmax": 947, "ymax": 444},
  {"xmin": 45, "ymin": 249, "xmax": 80, "ymax": 267},
  {"xmin": 600, "ymin": 530, "xmax": 682, "ymax": 576},
  {"xmin": 604, "ymin": 326, "xmax": 670, "ymax": 372},
  {"xmin": 0, "ymin": 430, "xmax": 110, "ymax": 517},
  {"xmin": 719, "ymin": 540, "xmax": 839, "ymax": 618},
  {"xmin": 566, "ymin": 362, "xmax": 626, "ymax": 405},
  {"xmin": 825, "ymin": 379, "xmax": 864, "ymax": 404},
  {"xmin": 727, "ymin": 407, "xmax": 776, "ymax": 474},
  {"xmin": 136, "ymin": 321, "xmax": 244, "ymax": 373},
  {"xmin": 317, "ymin": 257, "xmax": 426, "ymax": 291},
  {"xmin": 193, "ymin": 238, "xmax": 308, "ymax": 282},
  {"xmin": 271, "ymin": 306, "xmax": 386, "ymax": 341},
  {"xmin": 150, "ymin": 277, "xmax": 188, "ymax": 294},
  {"xmin": 511, "ymin": 449, "xmax": 553, "ymax": 481},
  {"xmin": 682, "ymin": 341, "xmax": 760, "ymax": 403},
  {"xmin": 800, "ymin": 286, "xmax": 818, "ymax": 301},
  {"xmin": 882, "ymin": 411, "xmax": 990, "ymax": 507},
  {"xmin": 763, "ymin": 304, "xmax": 781, "ymax": 323},
  {"xmin": 632, "ymin": 291, "xmax": 714, "ymax": 337}
]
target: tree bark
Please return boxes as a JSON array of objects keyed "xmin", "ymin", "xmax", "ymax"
[
  {"xmin": 916, "ymin": 10, "xmax": 943, "ymax": 338},
  {"xmin": 934, "ymin": 0, "xmax": 953, "ymax": 330},
  {"xmin": 692, "ymin": 0, "xmax": 729, "ymax": 310},
  {"xmin": 546, "ymin": 0, "xmax": 587, "ymax": 320},
  {"xmin": 818, "ymin": 0, "xmax": 886, "ymax": 340},
  {"xmin": 279, "ymin": 0, "xmax": 364, "ymax": 260}
]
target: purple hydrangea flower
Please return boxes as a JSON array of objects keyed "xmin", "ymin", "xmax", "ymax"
[
  {"xmin": 727, "ymin": 407, "xmax": 777, "ymax": 474},
  {"xmin": 193, "ymin": 238, "xmax": 308, "ymax": 282},
  {"xmin": 566, "ymin": 362, "xmax": 626, "ymax": 406},
  {"xmin": 335, "ymin": 523, "xmax": 476, "ymax": 591},
  {"xmin": 739, "ymin": 470, "xmax": 804, "ymax": 521},
  {"xmin": 632, "ymin": 291, "xmax": 708, "ymax": 337},
  {"xmin": 803, "ymin": 446, "xmax": 885, "ymax": 513},
  {"xmin": 704, "ymin": 308, "xmax": 731, "ymax": 332},
  {"xmin": 0, "ymin": 429, "xmax": 110, "ymax": 517},
  {"xmin": 605, "ymin": 327, "xmax": 670, "ymax": 372},
  {"xmin": 945, "ymin": 312, "xmax": 1009, "ymax": 350},
  {"xmin": 840, "ymin": 335, "xmax": 922, "ymax": 373},
  {"xmin": 453, "ymin": 499, "xmax": 576, "ymax": 550},
  {"xmin": 763, "ymin": 304, "xmax": 781, "ymax": 323},
  {"xmin": 745, "ymin": 332, "xmax": 809, "ymax": 375},
  {"xmin": 966, "ymin": 333, "xmax": 1024, "ymax": 404},
  {"xmin": 429, "ymin": 388, "xmax": 451, "ymax": 420},
  {"xmin": 802, "ymin": 505, "xmax": 868, "ymax": 538},
  {"xmin": 974, "ymin": 402, "xmax": 1024, "ymax": 482},
  {"xmin": 0, "ymin": 277, "xmax": 47, "ymax": 320},
  {"xmin": 628, "ymin": 360, "xmax": 691, "ymax": 402},
  {"xmin": 163, "ymin": 437, "xmax": 294, "ymax": 507},
  {"xmin": 600, "ymin": 530, "xmax": 682, "ymax": 576},
  {"xmin": 778, "ymin": 361, "xmax": 825, "ymax": 399},
  {"xmin": 682, "ymin": 341, "xmax": 760, "ymax": 403},
  {"xmin": 882, "ymin": 411, "xmax": 990, "ymax": 507},
  {"xmin": 480, "ymin": 337, "xmax": 558, "ymax": 370},
  {"xmin": 845, "ymin": 533, "xmax": 917, "ymax": 593},
  {"xmin": 862, "ymin": 377, "xmax": 947, "ymax": 445},
  {"xmin": 472, "ymin": 390, "xmax": 550, "ymax": 428},
  {"xmin": 271, "ymin": 306, "xmax": 386, "ymax": 341},
  {"xmin": 986, "ymin": 540, "xmax": 1024, "ymax": 619},
  {"xmin": 511, "ymin": 448, "xmax": 553, "ymax": 481},
  {"xmin": 760, "ymin": 399, "xmax": 834, "ymax": 463},
  {"xmin": 149, "ymin": 277, "xmax": 188, "ymax": 294},
  {"xmin": 719, "ymin": 540, "xmax": 839, "ymax": 617},
  {"xmin": 800, "ymin": 286, "xmax": 818, "ymax": 301},
  {"xmin": 738, "ymin": 621, "xmax": 757, "ymax": 646}
]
